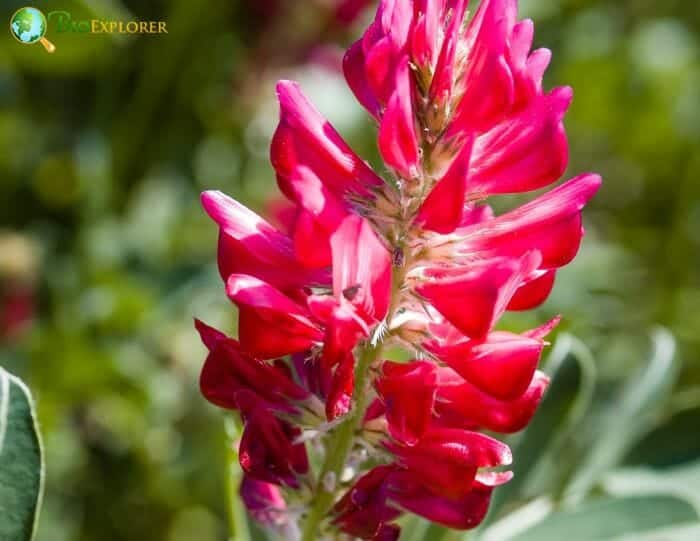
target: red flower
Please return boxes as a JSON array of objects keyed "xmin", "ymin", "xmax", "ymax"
[
  {"xmin": 333, "ymin": 465, "xmax": 401, "ymax": 539},
  {"xmin": 226, "ymin": 274, "xmax": 323, "ymax": 358},
  {"xmin": 425, "ymin": 321, "xmax": 557, "ymax": 400},
  {"xmin": 435, "ymin": 368, "xmax": 550, "ymax": 433},
  {"xmin": 375, "ymin": 360, "xmax": 437, "ymax": 444},
  {"xmin": 201, "ymin": 190, "xmax": 329, "ymax": 291},
  {"xmin": 416, "ymin": 252, "xmax": 541, "ymax": 339},
  {"xmin": 469, "ymin": 87, "xmax": 572, "ymax": 196},
  {"xmin": 385, "ymin": 428, "xmax": 512, "ymax": 499},
  {"xmin": 387, "ymin": 471, "xmax": 498, "ymax": 530},
  {"xmin": 414, "ymin": 136, "xmax": 475, "ymax": 234},
  {"xmin": 237, "ymin": 391, "xmax": 309, "ymax": 488},
  {"xmin": 378, "ymin": 56, "xmax": 421, "ymax": 179},
  {"xmin": 195, "ymin": 319, "xmax": 309, "ymax": 411},
  {"xmin": 196, "ymin": 0, "xmax": 600, "ymax": 536},
  {"xmin": 271, "ymin": 81, "xmax": 383, "ymax": 267},
  {"xmin": 329, "ymin": 215, "xmax": 392, "ymax": 324},
  {"xmin": 454, "ymin": 173, "xmax": 602, "ymax": 269},
  {"xmin": 240, "ymin": 476, "xmax": 289, "ymax": 529}
]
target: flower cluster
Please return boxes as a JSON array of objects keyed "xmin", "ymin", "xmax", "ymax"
[{"xmin": 196, "ymin": 0, "xmax": 601, "ymax": 539}]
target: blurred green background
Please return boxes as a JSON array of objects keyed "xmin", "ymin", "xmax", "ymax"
[{"xmin": 1, "ymin": 0, "xmax": 699, "ymax": 540}]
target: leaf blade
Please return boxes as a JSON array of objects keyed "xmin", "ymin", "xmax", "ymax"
[
  {"xmin": 562, "ymin": 328, "xmax": 679, "ymax": 505},
  {"xmin": 511, "ymin": 495, "xmax": 699, "ymax": 541},
  {"xmin": 0, "ymin": 367, "xmax": 44, "ymax": 541}
]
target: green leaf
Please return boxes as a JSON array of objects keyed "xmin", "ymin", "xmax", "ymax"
[
  {"xmin": 480, "ymin": 498, "xmax": 554, "ymax": 541},
  {"xmin": 626, "ymin": 404, "xmax": 700, "ymax": 467},
  {"xmin": 611, "ymin": 523, "xmax": 700, "ymax": 541},
  {"xmin": 603, "ymin": 460, "xmax": 700, "ymax": 510},
  {"xmin": 511, "ymin": 496, "xmax": 699, "ymax": 541},
  {"xmin": 0, "ymin": 367, "xmax": 44, "ymax": 541},
  {"xmin": 481, "ymin": 334, "xmax": 596, "ymax": 526},
  {"xmin": 562, "ymin": 328, "xmax": 679, "ymax": 504}
]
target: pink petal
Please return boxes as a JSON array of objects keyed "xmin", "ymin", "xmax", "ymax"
[
  {"xmin": 194, "ymin": 317, "xmax": 227, "ymax": 350},
  {"xmin": 197, "ymin": 323, "xmax": 308, "ymax": 410},
  {"xmin": 428, "ymin": 0, "xmax": 468, "ymax": 107},
  {"xmin": 375, "ymin": 361, "xmax": 437, "ymax": 444},
  {"xmin": 271, "ymin": 80, "xmax": 383, "ymax": 199},
  {"xmin": 410, "ymin": 6, "xmax": 436, "ymax": 69},
  {"xmin": 285, "ymin": 167, "xmax": 350, "ymax": 268},
  {"xmin": 506, "ymin": 16, "xmax": 552, "ymax": 111},
  {"xmin": 292, "ymin": 208, "xmax": 333, "ymax": 269},
  {"xmin": 448, "ymin": 0, "xmax": 516, "ymax": 133},
  {"xmin": 360, "ymin": 1, "xmax": 413, "ymax": 105},
  {"xmin": 237, "ymin": 391, "xmax": 309, "ymax": 487},
  {"xmin": 264, "ymin": 197, "xmax": 297, "ymax": 235},
  {"xmin": 415, "ymin": 136, "xmax": 474, "ymax": 233},
  {"xmin": 525, "ymin": 48, "xmax": 552, "ymax": 98},
  {"xmin": 387, "ymin": 471, "xmax": 495, "ymax": 530},
  {"xmin": 326, "ymin": 351, "xmax": 355, "ymax": 420},
  {"xmin": 460, "ymin": 204, "xmax": 495, "ymax": 226},
  {"xmin": 408, "ymin": 428, "xmax": 513, "ymax": 467},
  {"xmin": 226, "ymin": 274, "xmax": 322, "ymax": 358},
  {"xmin": 416, "ymin": 253, "xmax": 541, "ymax": 339},
  {"xmin": 378, "ymin": 57, "xmax": 421, "ymax": 179},
  {"xmin": 312, "ymin": 297, "xmax": 368, "ymax": 374},
  {"xmin": 524, "ymin": 316, "xmax": 561, "ymax": 340},
  {"xmin": 365, "ymin": 37, "xmax": 400, "ymax": 105},
  {"xmin": 333, "ymin": 465, "xmax": 401, "ymax": 539},
  {"xmin": 476, "ymin": 470, "xmax": 514, "ymax": 487},
  {"xmin": 286, "ymin": 166, "xmax": 350, "ymax": 228},
  {"xmin": 386, "ymin": 428, "xmax": 511, "ymax": 498},
  {"xmin": 435, "ymin": 369, "xmax": 550, "ymax": 433},
  {"xmin": 508, "ymin": 269, "xmax": 557, "ymax": 311},
  {"xmin": 331, "ymin": 215, "xmax": 392, "ymax": 322},
  {"xmin": 344, "ymin": 40, "xmax": 382, "ymax": 118},
  {"xmin": 427, "ymin": 331, "xmax": 545, "ymax": 400},
  {"xmin": 376, "ymin": 0, "xmax": 413, "ymax": 46},
  {"xmin": 469, "ymin": 87, "xmax": 572, "ymax": 195},
  {"xmin": 240, "ymin": 476, "xmax": 288, "ymax": 528},
  {"xmin": 292, "ymin": 351, "xmax": 331, "ymax": 399},
  {"xmin": 507, "ymin": 19, "xmax": 534, "ymax": 78},
  {"xmin": 202, "ymin": 191, "xmax": 328, "ymax": 289},
  {"xmin": 458, "ymin": 173, "xmax": 602, "ymax": 269},
  {"xmin": 507, "ymin": 19, "xmax": 541, "ymax": 111}
]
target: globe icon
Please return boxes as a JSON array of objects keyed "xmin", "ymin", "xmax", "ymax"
[{"xmin": 10, "ymin": 7, "xmax": 55, "ymax": 53}]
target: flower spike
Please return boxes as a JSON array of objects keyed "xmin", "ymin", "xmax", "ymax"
[{"xmin": 196, "ymin": 0, "xmax": 601, "ymax": 537}]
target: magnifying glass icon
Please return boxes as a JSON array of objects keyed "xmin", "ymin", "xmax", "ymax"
[{"xmin": 10, "ymin": 7, "xmax": 56, "ymax": 53}]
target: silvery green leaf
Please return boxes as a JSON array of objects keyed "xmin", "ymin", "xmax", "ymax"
[
  {"xmin": 0, "ymin": 367, "xmax": 44, "ymax": 541},
  {"xmin": 563, "ymin": 328, "xmax": 678, "ymax": 505},
  {"xmin": 511, "ymin": 495, "xmax": 698, "ymax": 541}
]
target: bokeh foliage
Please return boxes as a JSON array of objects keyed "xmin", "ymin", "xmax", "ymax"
[{"xmin": 1, "ymin": 0, "xmax": 699, "ymax": 539}]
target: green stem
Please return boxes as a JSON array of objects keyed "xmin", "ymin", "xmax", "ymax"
[
  {"xmin": 301, "ymin": 260, "xmax": 408, "ymax": 540},
  {"xmin": 225, "ymin": 415, "xmax": 251, "ymax": 541},
  {"xmin": 301, "ymin": 342, "xmax": 382, "ymax": 541}
]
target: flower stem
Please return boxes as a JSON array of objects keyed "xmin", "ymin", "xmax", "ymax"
[
  {"xmin": 301, "ymin": 341, "xmax": 382, "ymax": 540},
  {"xmin": 301, "ymin": 259, "xmax": 407, "ymax": 540},
  {"xmin": 224, "ymin": 414, "xmax": 251, "ymax": 541}
]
